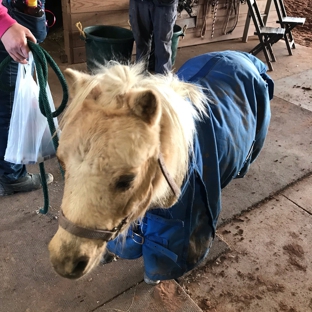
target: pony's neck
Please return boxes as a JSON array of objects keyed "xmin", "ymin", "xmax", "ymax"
[{"xmin": 151, "ymin": 97, "xmax": 197, "ymax": 208}]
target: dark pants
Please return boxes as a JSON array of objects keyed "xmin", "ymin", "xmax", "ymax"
[
  {"xmin": 0, "ymin": 45, "xmax": 27, "ymax": 182},
  {"xmin": 129, "ymin": 0, "xmax": 177, "ymax": 74},
  {"xmin": 0, "ymin": 0, "xmax": 46, "ymax": 182}
]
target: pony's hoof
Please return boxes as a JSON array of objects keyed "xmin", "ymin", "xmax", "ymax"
[{"xmin": 144, "ymin": 273, "xmax": 160, "ymax": 285}]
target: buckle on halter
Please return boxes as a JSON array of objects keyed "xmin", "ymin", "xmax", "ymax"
[{"xmin": 132, "ymin": 231, "xmax": 144, "ymax": 245}]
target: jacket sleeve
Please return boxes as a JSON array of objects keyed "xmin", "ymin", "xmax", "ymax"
[{"xmin": 0, "ymin": 4, "xmax": 17, "ymax": 39}]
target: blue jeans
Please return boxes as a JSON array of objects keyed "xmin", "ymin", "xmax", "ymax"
[
  {"xmin": 129, "ymin": 0, "xmax": 178, "ymax": 74},
  {"xmin": 0, "ymin": 0, "xmax": 46, "ymax": 182},
  {"xmin": 0, "ymin": 44, "xmax": 27, "ymax": 182}
]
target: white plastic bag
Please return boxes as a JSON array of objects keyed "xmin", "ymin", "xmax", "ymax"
[
  {"xmin": 4, "ymin": 52, "xmax": 59, "ymax": 164},
  {"xmin": 37, "ymin": 83, "xmax": 60, "ymax": 163}
]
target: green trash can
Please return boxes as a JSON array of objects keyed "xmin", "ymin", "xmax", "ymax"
[
  {"xmin": 171, "ymin": 24, "xmax": 185, "ymax": 65},
  {"xmin": 79, "ymin": 24, "xmax": 134, "ymax": 73}
]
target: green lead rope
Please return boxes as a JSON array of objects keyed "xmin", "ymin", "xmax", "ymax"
[{"xmin": 0, "ymin": 41, "xmax": 68, "ymax": 214}]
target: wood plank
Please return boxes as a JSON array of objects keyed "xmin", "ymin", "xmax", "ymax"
[
  {"xmin": 72, "ymin": 46, "xmax": 87, "ymax": 64},
  {"xmin": 70, "ymin": 10, "xmax": 130, "ymax": 31},
  {"xmin": 70, "ymin": 24, "xmax": 133, "ymax": 49},
  {"xmin": 70, "ymin": 9, "xmax": 263, "ymax": 50},
  {"xmin": 70, "ymin": 0, "xmax": 129, "ymax": 14},
  {"xmin": 68, "ymin": 2, "xmax": 275, "ymax": 31},
  {"xmin": 63, "ymin": 0, "xmax": 279, "ymax": 64},
  {"xmin": 177, "ymin": 25, "xmax": 251, "ymax": 48},
  {"xmin": 176, "ymin": 17, "xmax": 197, "ymax": 29},
  {"xmin": 72, "ymin": 25, "xmax": 251, "ymax": 65},
  {"xmin": 70, "ymin": 15, "xmax": 247, "ymax": 50},
  {"xmin": 61, "ymin": 0, "xmax": 73, "ymax": 63},
  {"xmin": 185, "ymin": 12, "xmax": 251, "ymax": 36}
]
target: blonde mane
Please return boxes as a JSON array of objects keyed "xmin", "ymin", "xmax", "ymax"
[
  {"xmin": 63, "ymin": 61, "xmax": 207, "ymax": 149},
  {"xmin": 61, "ymin": 61, "xmax": 208, "ymax": 207}
]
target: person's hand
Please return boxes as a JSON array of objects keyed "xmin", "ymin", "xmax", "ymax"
[{"xmin": 1, "ymin": 23, "xmax": 37, "ymax": 64}]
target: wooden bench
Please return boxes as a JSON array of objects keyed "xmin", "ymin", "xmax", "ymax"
[
  {"xmin": 247, "ymin": 0, "xmax": 285, "ymax": 71},
  {"xmin": 273, "ymin": 0, "xmax": 306, "ymax": 55}
]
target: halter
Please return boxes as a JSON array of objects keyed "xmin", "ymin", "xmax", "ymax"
[
  {"xmin": 158, "ymin": 153, "xmax": 181, "ymax": 199},
  {"xmin": 58, "ymin": 210, "xmax": 129, "ymax": 241},
  {"xmin": 58, "ymin": 153, "xmax": 180, "ymax": 241}
]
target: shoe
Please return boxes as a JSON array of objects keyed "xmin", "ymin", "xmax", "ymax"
[
  {"xmin": 0, "ymin": 173, "xmax": 54, "ymax": 196},
  {"xmin": 144, "ymin": 272, "xmax": 160, "ymax": 286}
]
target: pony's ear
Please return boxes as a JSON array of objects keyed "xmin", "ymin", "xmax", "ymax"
[
  {"xmin": 64, "ymin": 68, "xmax": 101, "ymax": 100},
  {"xmin": 64, "ymin": 68, "xmax": 90, "ymax": 98},
  {"xmin": 127, "ymin": 89, "xmax": 161, "ymax": 126}
]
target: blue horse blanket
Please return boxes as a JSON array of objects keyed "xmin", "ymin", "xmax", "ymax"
[{"xmin": 107, "ymin": 51, "xmax": 273, "ymax": 280}]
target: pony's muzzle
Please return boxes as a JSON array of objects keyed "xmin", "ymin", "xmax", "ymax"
[
  {"xmin": 51, "ymin": 255, "xmax": 90, "ymax": 279},
  {"xmin": 49, "ymin": 227, "xmax": 105, "ymax": 279}
]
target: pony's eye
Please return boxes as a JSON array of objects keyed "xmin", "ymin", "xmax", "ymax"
[{"xmin": 115, "ymin": 175, "xmax": 135, "ymax": 191}]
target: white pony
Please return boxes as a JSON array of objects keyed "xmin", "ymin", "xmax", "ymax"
[{"xmin": 49, "ymin": 51, "xmax": 272, "ymax": 281}]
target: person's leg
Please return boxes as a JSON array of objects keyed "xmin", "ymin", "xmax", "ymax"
[
  {"xmin": 152, "ymin": 2, "xmax": 178, "ymax": 74},
  {"xmin": 129, "ymin": 0, "xmax": 154, "ymax": 65},
  {"xmin": 148, "ymin": 36, "xmax": 156, "ymax": 72},
  {"xmin": 0, "ymin": 43, "xmax": 27, "ymax": 183}
]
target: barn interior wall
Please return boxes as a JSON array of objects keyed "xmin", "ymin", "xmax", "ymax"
[{"xmin": 60, "ymin": 0, "xmax": 278, "ymax": 64}]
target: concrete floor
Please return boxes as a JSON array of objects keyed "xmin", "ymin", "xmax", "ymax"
[
  {"xmin": 182, "ymin": 176, "xmax": 312, "ymax": 312},
  {"xmin": 0, "ymin": 34, "xmax": 311, "ymax": 312}
]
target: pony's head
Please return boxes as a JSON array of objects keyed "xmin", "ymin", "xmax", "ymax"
[{"xmin": 48, "ymin": 62, "xmax": 206, "ymax": 279}]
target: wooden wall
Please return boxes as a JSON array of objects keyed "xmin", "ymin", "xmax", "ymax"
[{"xmin": 61, "ymin": 0, "xmax": 279, "ymax": 64}]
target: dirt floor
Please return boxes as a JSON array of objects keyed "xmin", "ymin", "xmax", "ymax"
[{"xmin": 284, "ymin": 0, "xmax": 312, "ymax": 47}]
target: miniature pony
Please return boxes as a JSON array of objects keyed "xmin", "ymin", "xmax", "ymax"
[{"xmin": 49, "ymin": 51, "xmax": 272, "ymax": 281}]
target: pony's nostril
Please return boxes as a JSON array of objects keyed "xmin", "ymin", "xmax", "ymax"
[{"xmin": 72, "ymin": 256, "xmax": 89, "ymax": 277}]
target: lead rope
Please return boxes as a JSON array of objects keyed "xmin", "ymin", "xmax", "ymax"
[
  {"xmin": 200, "ymin": 0, "xmax": 211, "ymax": 38},
  {"xmin": 211, "ymin": 0, "xmax": 219, "ymax": 38},
  {"xmin": 222, "ymin": 0, "xmax": 242, "ymax": 35},
  {"xmin": 200, "ymin": 0, "xmax": 218, "ymax": 39},
  {"xmin": 0, "ymin": 41, "xmax": 68, "ymax": 214}
]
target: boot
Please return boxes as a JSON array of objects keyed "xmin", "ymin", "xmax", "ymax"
[{"xmin": 0, "ymin": 172, "xmax": 53, "ymax": 196}]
